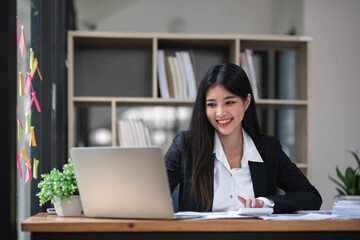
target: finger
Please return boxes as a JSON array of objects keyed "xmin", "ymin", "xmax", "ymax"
[
  {"xmin": 250, "ymin": 199, "xmax": 264, "ymax": 208},
  {"xmin": 245, "ymin": 199, "xmax": 251, "ymax": 208},
  {"xmin": 237, "ymin": 196, "xmax": 246, "ymax": 207}
]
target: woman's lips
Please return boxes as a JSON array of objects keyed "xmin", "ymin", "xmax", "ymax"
[{"xmin": 217, "ymin": 118, "xmax": 232, "ymax": 127}]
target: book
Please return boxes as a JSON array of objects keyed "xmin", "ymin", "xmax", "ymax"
[
  {"xmin": 244, "ymin": 49, "xmax": 259, "ymax": 100},
  {"xmin": 167, "ymin": 57, "xmax": 180, "ymax": 99},
  {"xmin": 117, "ymin": 119, "xmax": 152, "ymax": 147},
  {"xmin": 181, "ymin": 51, "xmax": 197, "ymax": 99},
  {"xmin": 175, "ymin": 51, "xmax": 188, "ymax": 99},
  {"xmin": 172, "ymin": 57, "xmax": 184, "ymax": 99},
  {"xmin": 157, "ymin": 50, "xmax": 170, "ymax": 98},
  {"xmin": 164, "ymin": 57, "xmax": 175, "ymax": 98}
]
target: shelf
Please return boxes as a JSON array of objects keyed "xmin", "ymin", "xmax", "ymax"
[{"xmin": 68, "ymin": 31, "xmax": 311, "ymax": 179}]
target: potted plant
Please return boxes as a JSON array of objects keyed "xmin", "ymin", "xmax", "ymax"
[
  {"xmin": 37, "ymin": 159, "xmax": 82, "ymax": 216},
  {"xmin": 329, "ymin": 150, "xmax": 360, "ymax": 198}
]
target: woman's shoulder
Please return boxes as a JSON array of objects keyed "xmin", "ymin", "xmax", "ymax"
[
  {"xmin": 253, "ymin": 134, "xmax": 281, "ymax": 150},
  {"xmin": 171, "ymin": 131, "xmax": 190, "ymax": 146}
]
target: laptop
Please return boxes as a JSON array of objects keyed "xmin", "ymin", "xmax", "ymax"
[{"xmin": 70, "ymin": 146, "xmax": 193, "ymax": 220}]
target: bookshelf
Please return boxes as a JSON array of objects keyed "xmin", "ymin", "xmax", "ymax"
[{"xmin": 67, "ymin": 31, "xmax": 312, "ymax": 179}]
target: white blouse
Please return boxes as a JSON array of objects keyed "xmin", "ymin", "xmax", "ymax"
[{"xmin": 212, "ymin": 129, "xmax": 273, "ymax": 212}]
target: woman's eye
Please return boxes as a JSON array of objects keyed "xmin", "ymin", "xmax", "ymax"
[
  {"xmin": 207, "ymin": 103, "xmax": 216, "ymax": 107},
  {"xmin": 226, "ymin": 101, "xmax": 235, "ymax": 105}
]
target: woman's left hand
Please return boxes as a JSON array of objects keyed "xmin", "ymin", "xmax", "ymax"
[{"xmin": 237, "ymin": 196, "xmax": 264, "ymax": 208}]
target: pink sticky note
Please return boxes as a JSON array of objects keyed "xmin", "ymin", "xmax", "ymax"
[
  {"xmin": 19, "ymin": 25, "xmax": 24, "ymax": 57},
  {"xmin": 17, "ymin": 154, "xmax": 22, "ymax": 178},
  {"xmin": 17, "ymin": 114, "xmax": 23, "ymax": 129},
  {"xmin": 25, "ymin": 159, "xmax": 32, "ymax": 183},
  {"xmin": 17, "ymin": 19, "xmax": 19, "ymax": 45},
  {"xmin": 32, "ymin": 92, "xmax": 41, "ymax": 112},
  {"xmin": 24, "ymin": 72, "xmax": 33, "ymax": 96}
]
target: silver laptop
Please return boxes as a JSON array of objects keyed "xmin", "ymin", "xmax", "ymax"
[{"xmin": 70, "ymin": 146, "xmax": 182, "ymax": 219}]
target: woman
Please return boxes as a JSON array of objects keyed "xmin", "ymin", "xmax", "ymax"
[{"xmin": 165, "ymin": 63, "xmax": 322, "ymax": 213}]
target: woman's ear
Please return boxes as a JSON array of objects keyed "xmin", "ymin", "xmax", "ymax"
[{"xmin": 245, "ymin": 94, "xmax": 251, "ymax": 110}]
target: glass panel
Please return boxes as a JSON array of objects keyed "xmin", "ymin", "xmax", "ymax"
[{"xmin": 17, "ymin": 1, "xmax": 32, "ymax": 239}]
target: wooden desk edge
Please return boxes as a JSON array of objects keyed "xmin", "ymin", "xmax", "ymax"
[{"xmin": 21, "ymin": 213, "xmax": 360, "ymax": 233}]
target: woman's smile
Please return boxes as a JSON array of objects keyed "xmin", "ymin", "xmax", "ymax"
[{"xmin": 217, "ymin": 118, "xmax": 233, "ymax": 127}]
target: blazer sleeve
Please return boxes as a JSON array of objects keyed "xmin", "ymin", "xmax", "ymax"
[
  {"xmin": 164, "ymin": 132, "xmax": 184, "ymax": 194},
  {"xmin": 264, "ymin": 137, "xmax": 322, "ymax": 213}
]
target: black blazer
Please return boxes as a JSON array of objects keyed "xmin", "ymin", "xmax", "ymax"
[{"xmin": 165, "ymin": 131, "xmax": 322, "ymax": 213}]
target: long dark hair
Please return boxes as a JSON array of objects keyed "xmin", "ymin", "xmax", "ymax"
[{"xmin": 188, "ymin": 63, "xmax": 261, "ymax": 211}]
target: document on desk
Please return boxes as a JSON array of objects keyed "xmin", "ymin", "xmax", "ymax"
[
  {"xmin": 175, "ymin": 211, "xmax": 257, "ymax": 219},
  {"xmin": 175, "ymin": 208, "xmax": 273, "ymax": 219},
  {"xmin": 259, "ymin": 213, "xmax": 335, "ymax": 220}
]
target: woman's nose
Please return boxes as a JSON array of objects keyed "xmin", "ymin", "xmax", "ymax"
[{"xmin": 216, "ymin": 105, "xmax": 227, "ymax": 117}]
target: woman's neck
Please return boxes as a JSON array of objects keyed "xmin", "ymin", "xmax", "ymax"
[{"xmin": 218, "ymin": 129, "xmax": 244, "ymax": 168}]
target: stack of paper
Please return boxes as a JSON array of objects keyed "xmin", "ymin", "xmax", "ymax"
[{"xmin": 332, "ymin": 197, "xmax": 360, "ymax": 219}]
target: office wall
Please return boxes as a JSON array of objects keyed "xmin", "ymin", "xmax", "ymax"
[{"xmin": 303, "ymin": 0, "xmax": 360, "ymax": 210}]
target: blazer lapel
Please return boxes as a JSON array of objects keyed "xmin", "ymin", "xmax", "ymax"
[{"xmin": 249, "ymin": 161, "xmax": 267, "ymax": 197}]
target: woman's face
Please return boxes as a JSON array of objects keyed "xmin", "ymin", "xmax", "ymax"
[{"xmin": 205, "ymin": 85, "xmax": 250, "ymax": 138}]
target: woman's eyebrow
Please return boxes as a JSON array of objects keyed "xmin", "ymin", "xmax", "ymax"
[{"xmin": 224, "ymin": 96, "xmax": 237, "ymax": 100}]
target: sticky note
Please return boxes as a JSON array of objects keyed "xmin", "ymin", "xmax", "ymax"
[
  {"xmin": 25, "ymin": 113, "xmax": 30, "ymax": 134},
  {"xmin": 16, "ymin": 18, "xmax": 19, "ymax": 45},
  {"xmin": 28, "ymin": 92, "xmax": 41, "ymax": 113},
  {"xmin": 21, "ymin": 147, "xmax": 31, "ymax": 169},
  {"xmin": 30, "ymin": 58, "xmax": 38, "ymax": 77},
  {"xmin": 19, "ymin": 72, "xmax": 24, "ymax": 96},
  {"xmin": 33, "ymin": 158, "xmax": 39, "ymax": 179},
  {"xmin": 25, "ymin": 163, "xmax": 32, "ymax": 183},
  {"xmin": 17, "ymin": 154, "xmax": 22, "ymax": 178},
  {"xmin": 19, "ymin": 26, "xmax": 24, "ymax": 57},
  {"xmin": 29, "ymin": 126, "xmax": 37, "ymax": 147},
  {"xmin": 17, "ymin": 114, "xmax": 23, "ymax": 129},
  {"xmin": 23, "ymin": 27, "xmax": 28, "ymax": 57},
  {"xmin": 24, "ymin": 72, "xmax": 32, "ymax": 96},
  {"xmin": 18, "ymin": 121, "xmax": 22, "ymax": 143},
  {"xmin": 37, "ymin": 66, "xmax": 43, "ymax": 80},
  {"xmin": 30, "ymin": 48, "xmax": 34, "ymax": 71}
]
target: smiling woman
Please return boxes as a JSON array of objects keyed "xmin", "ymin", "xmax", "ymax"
[{"xmin": 164, "ymin": 63, "xmax": 322, "ymax": 214}]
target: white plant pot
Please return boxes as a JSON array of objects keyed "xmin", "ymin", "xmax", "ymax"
[{"xmin": 54, "ymin": 195, "xmax": 82, "ymax": 217}]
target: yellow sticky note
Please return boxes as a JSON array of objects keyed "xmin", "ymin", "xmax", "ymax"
[
  {"xmin": 33, "ymin": 158, "xmax": 39, "ymax": 179},
  {"xmin": 30, "ymin": 58, "xmax": 38, "ymax": 77},
  {"xmin": 19, "ymin": 72, "xmax": 24, "ymax": 96},
  {"xmin": 29, "ymin": 126, "xmax": 37, "ymax": 147},
  {"xmin": 30, "ymin": 48, "xmax": 34, "ymax": 71},
  {"xmin": 18, "ymin": 122, "xmax": 22, "ymax": 143},
  {"xmin": 25, "ymin": 113, "xmax": 30, "ymax": 134},
  {"xmin": 21, "ymin": 147, "xmax": 31, "ymax": 170}
]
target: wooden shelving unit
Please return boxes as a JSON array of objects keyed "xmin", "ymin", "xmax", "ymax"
[{"xmin": 67, "ymin": 31, "xmax": 312, "ymax": 178}]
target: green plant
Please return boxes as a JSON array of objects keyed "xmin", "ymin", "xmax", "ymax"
[
  {"xmin": 36, "ymin": 159, "xmax": 79, "ymax": 206},
  {"xmin": 329, "ymin": 150, "xmax": 360, "ymax": 197}
]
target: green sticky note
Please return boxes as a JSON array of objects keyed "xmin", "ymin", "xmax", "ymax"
[
  {"xmin": 30, "ymin": 48, "xmax": 34, "ymax": 71},
  {"xmin": 33, "ymin": 158, "xmax": 39, "ymax": 179},
  {"xmin": 18, "ymin": 122, "xmax": 22, "ymax": 143},
  {"xmin": 25, "ymin": 113, "xmax": 30, "ymax": 134}
]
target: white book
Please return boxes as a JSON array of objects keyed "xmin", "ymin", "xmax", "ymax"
[
  {"xmin": 134, "ymin": 120, "xmax": 144, "ymax": 146},
  {"xmin": 144, "ymin": 124, "xmax": 152, "ymax": 146},
  {"xmin": 175, "ymin": 51, "xmax": 188, "ymax": 99},
  {"xmin": 138, "ymin": 119, "xmax": 148, "ymax": 146},
  {"xmin": 167, "ymin": 57, "xmax": 179, "ymax": 99},
  {"xmin": 245, "ymin": 49, "xmax": 259, "ymax": 100},
  {"xmin": 172, "ymin": 57, "xmax": 184, "ymax": 99},
  {"xmin": 117, "ymin": 121, "xmax": 127, "ymax": 146},
  {"xmin": 157, "ymin": 50, "xmax": 170, "ymax": 98},
  {"xmin": 127, "ymin": 118, "xmax": 139, "ymax": 146},
  {"xmin": 181, "ymin": 51, "xmax": 197, "ymax": 99}
]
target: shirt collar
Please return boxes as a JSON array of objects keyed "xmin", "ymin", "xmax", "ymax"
[{"xmin": 213, "ymin": 129, "xmax": 263, "ymax": 169}]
